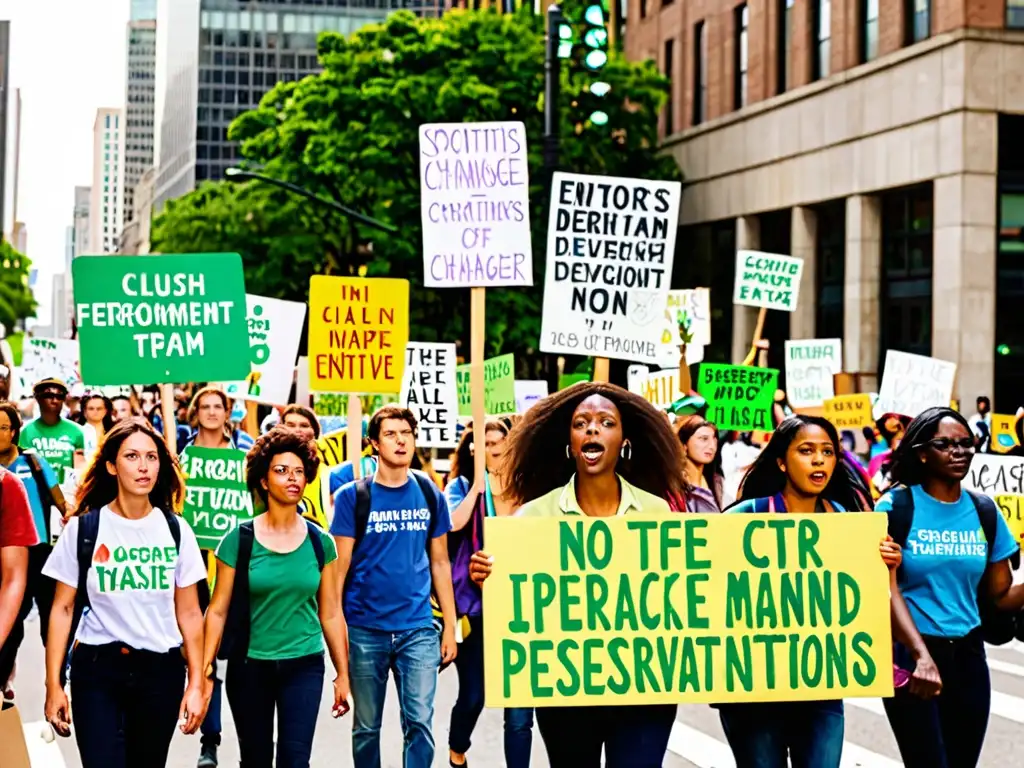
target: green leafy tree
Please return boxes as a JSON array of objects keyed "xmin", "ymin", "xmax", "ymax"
[
  {"xmin": 0, "ymin": 240, "xmax": 38, "ymax": 334},
  {"xmin": 153, "ymin": 8, "xmax": 678, "ymax": 369}
]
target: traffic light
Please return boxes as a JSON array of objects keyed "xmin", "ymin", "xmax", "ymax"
[
  {"xmin": 557, "ymin": 21, "xmax": 574, "ymax": 59},
  {"xmin": 580, "ymin": 0, "xmax": 611, "ymax": 127}
]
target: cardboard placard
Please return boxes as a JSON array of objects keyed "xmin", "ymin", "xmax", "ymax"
[
  {"xmin": 179, "ymin": 447, "xmax": 253, "ymax": 550},
  {"xmin": 628, "ymin": 366, "xmax": 679, "ymax": 411},
  {"xmin": 989, "ymin": 413, "xmax": 1019, "ymax": 454},
  {"xmin": 72, "ymin": 253, "xmax": 250, "ymax": 385},
  {"xmin": 657, "ymin": 288, "xmax": 712, "ymax": 368},
  {"xmin": 308, "ymin": 276, "xmax": 410, "ymax": 394},
  {"xmin": 483, "ymin": 515, "xmax": 893, "ymax": 707},
  {"xmin": 733, "ymin": 251, "xmax": 804, "ymax": 312},
  {"xmin": 876, "ymin": 351, "xmax": 956, "ymax": 419},
  {"xmin": 962, "ymin": 453, "xmax": 1024, "ymax": 546},
  {"xmin": 540, "ymin": 172, "xmax": 681, "ymax": 364},
  {"xmin": 697, "ymin": 363, "xmax": 779, "ymax": 431},
  {"xmin": 514, "ymin": 380, "xmax": 549, "ymax": 414},
  {"xmin": 400, "ymin": 342, "xmax": 459, "ymax": 448},
  {"xmin": 456, "ymin": 353, "xmax": 515, "ymax": 416},
  {"xmin": 222, "ymin": 294, "xmax": 306, "ymax": 405},
  {"xmin": 17, "ymin": 337, "xmax": 80, "ymax": 393},
  {"xmin": 419, "ymin": 121, "xmax": 533, "ymax": 287},
  {"xmin": 823, "ymin": 394, "xmax": 875, "ymax": 430},
  {"xmin": 0, "ymin": 704, "xmax": 30, "ymax": 768},
  {"xmin": 784, "ymin": 339, "xmax": 842, "ymax": 408}
]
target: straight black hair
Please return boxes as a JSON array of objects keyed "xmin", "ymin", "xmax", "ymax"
[{"xmin": 887, "ymin": 407, "xmax": 973, "ymax": 487}]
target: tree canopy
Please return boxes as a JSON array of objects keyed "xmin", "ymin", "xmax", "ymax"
[
  {"xmin": 152, "ymin": 7, "xmax": 679, "ymax": 369},
  {"xmin": 0, "ymin": 239, "xmax": 38, "ymax": 335}
]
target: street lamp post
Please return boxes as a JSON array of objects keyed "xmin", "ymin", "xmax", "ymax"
[{"xmin": 543, "ymin": 4, "xmax": 563, "ymax": 182}]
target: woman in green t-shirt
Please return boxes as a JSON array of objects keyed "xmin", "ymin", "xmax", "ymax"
[{"xmin": 201, "ymin": 427, "xmax": 350, "ymax": 767}]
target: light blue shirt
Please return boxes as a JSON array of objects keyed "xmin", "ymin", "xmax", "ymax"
[{"xmin": 5, "ymin": 452, "xmax": 58, "ymax": 542}]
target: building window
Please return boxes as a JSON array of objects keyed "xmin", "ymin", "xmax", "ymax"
[
  {"xmin": 812, "ymin": 0, "xmax": 830, "ymax": 81},
  {"xmin": 663, "ymin": 38, "xmax": 675, "ymax": 135},
  {"xmin": 815, "ymin": 201, "xmax": 846, "ymax": 339},
  {"xmin": 734, "ymin": 4, "xmax": 748, "ymax": 109},
  {"xmin": 693, "ymin": 21, "xmax": 707, "ymax": 126},
  {"xmin": 778, "ymin": 0, "xmax": 794, "ymax": 94},
  {"xmin": 881, "ymin": 184, "xmax": 934, "ymax": 362},
  {"xmin": 1011, "ymin": 0, "xmax": 1024, "ymax": 27},
  {"xmin": 997, "ymin": 114, "xmax": 1024, "ymax": 408},
  {"xmin": 860, "ymin": 0, "xmax": 879, "ymax": 62},
  {"xmin": 905, "ymin": 0, "xmax": 930, "ymax": 43}
]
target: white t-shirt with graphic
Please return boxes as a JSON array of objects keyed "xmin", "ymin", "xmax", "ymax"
[{"xmin": 43, "ymin": 506, "xmax": 207, "ymax": 653}]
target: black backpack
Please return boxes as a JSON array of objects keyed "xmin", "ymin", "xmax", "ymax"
[
  {"xmin": 62, "ymin": 508, "xmax": 182, "ymax": 686},
  {"xmin": 887, "ymin": 486, "xmax": 1023, "ymax": 645},
  {"xmin": 218, "ymin": 519, "xmax": 326, "ymax": 661}
]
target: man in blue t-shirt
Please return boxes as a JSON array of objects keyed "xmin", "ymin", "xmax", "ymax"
[{"xmin": 331, "ymin": 405, "xmax": 456, "ymax": 768}]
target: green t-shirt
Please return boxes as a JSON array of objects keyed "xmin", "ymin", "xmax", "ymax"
[
  {"xmin": 216, "ymin": 522, "xmax": 338, "ymax": 660},
  {"xmin": 19, "ymin": 419, "xmax": 85, "ymax": 485}
]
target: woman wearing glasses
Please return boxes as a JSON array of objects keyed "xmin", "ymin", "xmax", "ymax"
[
  {"xmin": 877, "ymin": 407, "xmax": 1024, "ymax": 768},
  {"xmin": 201, "ymin": 427, "xmax": 349, "ymax": 768}
]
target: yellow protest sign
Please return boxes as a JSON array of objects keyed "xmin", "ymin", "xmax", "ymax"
[
  {"xmin": 482, "ymin": 514, "xmax": 893, "ymax": 707},
  {"xmin": 990, "ymin": 413, "xmax": 1019, "ymax": 454},
  {"xmin": 823, "ymin": 394, "xmax": 874, "ymax": 430},
  {"xmin": 296, "ymin": 430, "xmax": 375, "ymax": 528},
  {"xmin": 308, "ymin": 276, "xmax": 409, "ymax": 394},
  {"xmin": 996, "ymin": 497, "xmax": 1024, "ymax": 546},
  {"xmin": 964, "ymin": 454, "xmax": 1024, "ymax": 546}
]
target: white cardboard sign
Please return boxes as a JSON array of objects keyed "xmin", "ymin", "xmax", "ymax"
[
  {"xmin": 876, "ymin": 350, "xmax": 956, "ymax": 418},
  {"xmin": 784, "ymin": 339, "xmax": 842, "ymax": 408},
  {"xmin": 656, "ymin": 288, "xmax": 711, "ymax": 369},
  {"xmin": 222, "ymin": 294, "xmax": 307, "ymax": 405},
  {"xmin": 514, "ymin": 380, "xmax": 549, "ymax": 414},
  {"xmin": 733, "ymin": 250, "xmax": 804, "ymax": 312},
  {"xmin": 18, "ymin": 337, "xmax": 81, "ymax": 394},
  {"xmin": 540, "ymin": 172, "xmax": 681, "ymax": 364},
  {"xmin": 400, "ymin": 342, "xmax": 458, "ymax": 448},
  {"xmin": 418, "ymin": 122, "xmax": 533, "ymax": 288}
]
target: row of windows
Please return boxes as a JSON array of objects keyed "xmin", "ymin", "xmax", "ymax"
[
  {"xmin": 200, "ymin": 61, "xmax": 317, "ymax": 85},
  {"xmin": 200, "ymin": 10, "xmax": 367, "ymax": 34},
  {"xmin": 202, "ymin": 30, "xmax": 321, "ymax": 50}
]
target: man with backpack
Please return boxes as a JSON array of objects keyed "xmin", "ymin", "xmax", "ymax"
[
  {"xmin": 0, "ymin": 455, "xmax": 39, "ymax": 693},
  {"xmin": 331, "ymin": 405, "xmax": 457, "ymax": 768},
  {"xmin": 0, "ymin": 401, "xmax": 66, "ymax": 700}
]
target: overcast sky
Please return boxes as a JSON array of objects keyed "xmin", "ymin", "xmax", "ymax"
[{"xmin": 2, "ymin": 0, "xmax": 128, "ymax": 326}]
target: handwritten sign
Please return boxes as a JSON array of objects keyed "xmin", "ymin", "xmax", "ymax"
[
  {"xmin": 514, "ymin": 380, "xmax": 549, "ymax": 414},
  {"xmin": 179, "ymin": 447, "xmax": 253, "ymax": 550},
  {"xmin": 657, "ymin": 288, "xmax": 711, "ymax": 368},
  {"xmin": 876, "ymin": 351, "xmax": 956, "ymax": 418},
  {"xmin": 482, "ymin": 515, "xmax": 893, "ymax": 706},
  {"xmin": 72, "ymin": 253, "xmax": 249, "ymax": 385},
  {"xmin": 733, "ymin": 251, "xmax": 804, "ymax": 312},
  {"xmin": 628, "ymin": 367, "xmax": 679, "ymax": 411},
  {"xmin": 419, "ymin": 121, "xmax": 532, "ymax": 287},
  {"xmin": 963, "ymin": 454, "xmax": 1024, "ymax": 545},
  {"xmin": 400, "ymin": 342, "xmax": 458, "ymax": 448},
  {"xmin": 697, "ymin": 364, "xmax": 778, "ymax": 431},
  {"xmin": 823, "ymin": 394, "xmax": 874, "ymax": 430},
  {"xmin": 18, "ymin": 337, "xmax": 81, "ymax": 393},
  {"xmin": 222, "ymin": 294, "xmax": 306, "ymax": 405},
  {"xmin": 540, "ymin": 172, "xmax": 680, "ymax": 364},
  {"xmin": 784, "ymin": 339, "xmax": 842, "ymax": 408},
  {"xmin": 308, "ymin": 276, "xmax": 409, "ymax": 394},
  {"xmin": 456, "ymin": 353, "xmax": 516, "ymax": 416}
]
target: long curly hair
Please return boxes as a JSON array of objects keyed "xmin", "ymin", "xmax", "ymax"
[
  {"xmin": 75, "ymin": 418, "xmax": 185, "ymax": 515},
  {"xmin": 675, "ymin": 415, "xmax": 725, "ymax": 508},
  {"xmin": 887, "ymin": 407, "xmax": 973, "ymax": 488},
  {"xmin": 246, "ymin": 426, "xmax": 321, "ymax": 506},
  {"xmin": 449, "ymin": 417, "xmax": 513, "ymax": 485},
  {"xmin": 503, "ymin": 382, "xmax": 685, "ymax": 506},
  {"xmin": 734, "ymin": 415, "xmax": 864, "ymax": 511}
]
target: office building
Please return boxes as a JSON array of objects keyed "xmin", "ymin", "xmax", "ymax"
[
  {"xmin": 155, "ymin": 0, "xmax": 439, "ymax": 210},
  {"xmin": 131, "ymin": 0, "xmax": 157, "ymax": 21},
  {"xmin": 124, "ymin": 16, "xmax": 157, "ymax": 225},
  {"xmin": 628, "ymin": 0, "xmax": 1024, "ymax": 408},
  {"xmin": 72, "ymin": 186, "xmax": 91, "ymax": 259},
  {"xmin": 91, "ymin": 108, "xmax": 124, "ymax": 254},
  {"xmin": 0, "ymin": 22, "xmax": 9, "ymax": 235}
]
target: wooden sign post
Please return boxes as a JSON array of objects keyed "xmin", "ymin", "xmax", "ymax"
[
  {"xmin": 347, "ymin": 394, "xmax": 363, "ymax": 480},
  {"xmin": 471, "ymin": 288, "xmax": 487, "ymax": 481},
  {"xmin": 160, "ymin": 383, "xmax": 177, "ymax": 455},
  {"xmin": 593, "ymin": 357, "xmax": 610, "ymax": 383}
]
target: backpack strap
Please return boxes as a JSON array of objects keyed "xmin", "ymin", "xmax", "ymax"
[
  {"xmin": 161, "ymin": 509, "xmax": 182, "ymax": 552},
  {"xmin": 218, "ymin": 521, "xmax": 255, "ymax": 661},
  {"xmin": 885, "ymin": 486, "xmax": 915, "ymax": 587},
  {"xmin": 352, "ymin": 476, "xmax": 373, "ymax": 550},
  {"xmin": 62, "ymin": 509, "xmax": 101, "ymax": 687},
  {"xmin": 411, "ymin": 470, "xmax": 440, "ymax": 538},
  {"xmin": 304, "ymin": 519, "xmax": 326, "ymax": 572}
]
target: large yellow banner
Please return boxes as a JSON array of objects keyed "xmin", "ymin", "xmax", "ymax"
[{"xmin": 483, "ymin": 514, "xmax": 893, "ymax": 707}]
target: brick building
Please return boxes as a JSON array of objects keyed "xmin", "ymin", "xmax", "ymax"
[{"xmin": 627, "ymin": 0, "xmax": 1024, "ymax": 410}]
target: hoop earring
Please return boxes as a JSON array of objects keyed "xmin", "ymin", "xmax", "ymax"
[
  {"xmin": 620, "ymin": 440, "xmax": 632, "ymax": 461},
  {"xmin": 566, "ymin": 444, "xmax": 572, "ymax": 460}
]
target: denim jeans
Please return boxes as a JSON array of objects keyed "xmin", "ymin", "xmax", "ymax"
[
  {"xmin": 535, "ymin": 703, "xmax": 676, "ymax": 767},
  {"xmin": 884, "ymin": 631, "xmax": 990, "ymax": 768},
  {"xmin": 448, "ymin": 615, "xmax": 533, "ymax": 768},
  {"xmin": 225, "ymin": 653, "xmax": 325, "ymax": 768},
  {"xmin": 718, "ymin": 700, "xmax": 845, "ymax": 768},
  {"xmin": 69, "ymin": 642, "xmax": 185, "ymax": 768},
  {"xmin": 349, "ymin": 625, "xmax": 440, "ymax": 768}
]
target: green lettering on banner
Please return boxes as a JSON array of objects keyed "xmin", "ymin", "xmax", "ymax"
[
  {"xmin": 180, "ymin": 446, "xmax": 253, "ymax": 550},
  {"xmin": 696, "ymin": 363, "xmax": 779, "ymax": 432},
  {"xmin": 502, "ymin": 640, "xmax": 526, "ymax": 697},
  {"xmin": 456, "ymin": 353, "xmax": 516, "ymax": 416},
  {"xmin": 72, "ymin": 253, "xmax": 250, "ymax": 385}
]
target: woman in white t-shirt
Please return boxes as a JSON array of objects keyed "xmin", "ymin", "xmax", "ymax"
[{"xmin": 42, "ymin": 418, "xmax": 208, "ymax": 768}]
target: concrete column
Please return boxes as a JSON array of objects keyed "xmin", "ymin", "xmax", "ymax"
[
  {"xmin": 790, "ymin": 206, "xmax": 818, "ymax": 339},
  {"xmin": 732, "ymin": 215, "xmax": 761, "ymax": 364},
  {"xmin": 844, "ymin": 195, "xmax": 882, "ymax": 392},
  {"xmin": 931, "ymin": 172, "xmax": 997, "ymax": 407}
]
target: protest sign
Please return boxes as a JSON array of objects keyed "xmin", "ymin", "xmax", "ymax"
[
  {"xmin": 823, "ymin": 394, "xmax": 874, "ymax": 430},
  {"xmin": 963, "ymin": 454, "xmax": 1024, "ymax": 545},
  {"xmin": 222, "ymin": 295, "xmax": 306, "ymax": 405},
  {"xmin": 628, "ymin": 367, "xmax": 679, "ymax": 411},
  {"xmin": 401, "ymin": 342, "xmax": 458, "ymax": 448},
  {"xmin": 559, "ymin": 372, "xmax": 590, "ymax": 390},
  {"xmin": 308, "ymin": 276, "xmax": 409, "ymax": 394},
  {"xmin": 483, "ymin": 514, "xmax": 893, "ymax": 707},
  {"xmin": 733, "ymin": 251, "xmax": 804, "ymax": 312},
  {"xmin": 17, "ymin": 337, "xmax": 80, "ymax": 393},
  {"xmin": 876, "ymin": 351, "xmax": 956, "ymax": 418},
  {"xmin": 989, "ymin": 414, "xmax": 1019, "ymax": 454},
  {"xmin": 540, "ymin": 172, "xmax": 680, "ymax": 364},
  {"xmin": 179, "ymin": 447, "xmax": 253, "ymax": 550},
  {"xmin": 697, "ymin": 364, "xmax": 779, "ymax": 431},
  {"xmin": 312, "ymin": 393, "xmax": 397, "ymax": 418},
  {"xmin": 419, "ymin": 122, "xmax": 532, "ymax": 287},
  {"xmin": 456, "ymin": 353, "xmax": 515, "ymax": 416},
  {"xmin": 515, "ymin": 380, "xmax": 549, "ymax": 414},
  {"xmin": 784, "ymin": 339, "xmax": 842, "ymax": 408},
  {"xmin": 656, "ymin": 288, "xmax": 712, "ymax": 368},
  {"xmin": 72, "ymin": 254, "xmax": 249, "ymax": 385}
]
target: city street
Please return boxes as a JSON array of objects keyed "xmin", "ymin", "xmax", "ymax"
[{"xmin": 11, "ymin": 615, "xmax": 1024, "ymax": 768}]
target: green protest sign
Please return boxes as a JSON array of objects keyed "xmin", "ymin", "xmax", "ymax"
[
  {"xmin": 732, "ymin": 250, "xmax": 804, "ymax": 312},
  {"xmin": 697, "ymin": 363, "xmax": 778, "ymax": 431},
  {"xmin": 312, "ymin": 392, "xmax": 398, "ymax": 417},
  {"xmin": 457, "ymin": 353, "xmax": 515, "ymax": 416},
  {"xmin": 558, "ymin": 372, "xmax": 590, "ymax": 390},
  {"xmin": 72, "ymin": 253, "xmax": 250, "ymax": 385},
  {"xmin": 179, "ymin": 446, "xmax": 253, "ymax": 549}
]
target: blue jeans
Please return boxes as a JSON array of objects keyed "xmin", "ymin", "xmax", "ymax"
[
  {"xmin": 718, "ymin": 701, "xmax": 845, "ymax": 768},
  {"xmin": 225, "ymin": 653, "xmax": 325, "ymax": 768},
  {"xmin": 504, "ymin": 707, "xmax": 535, "ymax": 768},
  {"xmin": 349, "ymin": 625, "xmax": 440, "ymax": 768}
]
